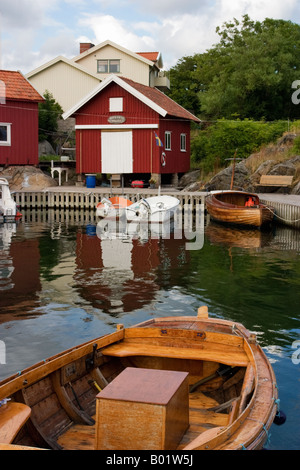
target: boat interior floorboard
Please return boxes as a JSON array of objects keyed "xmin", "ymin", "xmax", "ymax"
[{"xmin": 56, "ymin": 390, "xmax": 229, "ymax": 450}]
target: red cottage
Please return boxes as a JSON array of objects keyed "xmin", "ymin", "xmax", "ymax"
[
  {"xmin": 0, "ymin": 70, "xmax": 43, "ymax": 166},
  {"xmin": 63, "ymin": 75, "xmax": 200, "ymax": 186}
]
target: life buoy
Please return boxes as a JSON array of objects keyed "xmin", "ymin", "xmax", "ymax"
[{"xmin": 161, "ymin": 152, "xmax": 166, "ymax": 167}]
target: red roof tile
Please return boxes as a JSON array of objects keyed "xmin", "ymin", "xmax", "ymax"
[
  {"xmin": 121, "ymin": 77, "xmax": 200, "ymax": 122},
  {"xmin": 0, "ymin": 70, "xmax": 44, "ymax": 102},
  {"xmin": 136, "ymin": 52, "xmax": 160, "ymax": 62}
]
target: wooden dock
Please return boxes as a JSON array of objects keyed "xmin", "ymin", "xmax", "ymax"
[
  {"xmin": 260, "ymin": 194, "xmax": 300, "ymax": 229},
  {"xmin": 12, "ymin": 187, "xmax": 206, "ymax": 212},
  {"xmin": 11, "ymin": 187, "xmax": 300, "ymax": 229}
]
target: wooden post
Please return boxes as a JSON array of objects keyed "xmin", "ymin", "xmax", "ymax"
[{"xmin": 197, "ymin": 306, "xmax": 208, "ymax": 318}]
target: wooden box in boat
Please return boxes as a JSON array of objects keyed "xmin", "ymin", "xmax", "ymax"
[
  {"xmin": 0, "ymin": 307, "xmax": 282, "ymax": 451},
  {"xmin": 206, "ymin": 191, "xmax": 274, "ymax": 227},
  {"xmin": 95, "ymin": 367, "xmax": 189, "ymax": 450}
]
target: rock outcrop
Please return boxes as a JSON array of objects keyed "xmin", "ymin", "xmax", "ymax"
[
  {"xmin": 204, "ymin": 162, "xmax": 250, "ymax": 192},
  {"xmin": 0, "ymin": 166, "xmax": 58, "ymax": 190},
  {"xmin": 180, "ymin": 132, "xmax": 300, "ymax": 194}
]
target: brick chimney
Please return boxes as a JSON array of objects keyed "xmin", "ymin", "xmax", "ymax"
[{"xmin": 80, "ymin": 43, "xmax": 95, "ymax": 54}]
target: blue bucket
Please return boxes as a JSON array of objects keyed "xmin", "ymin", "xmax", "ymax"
[{"xmin": 86, "ymin": 174, "xmax": 96, "ymax": 188}]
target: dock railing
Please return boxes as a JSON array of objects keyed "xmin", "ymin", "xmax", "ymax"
[{"xmin": 12, "ymin": 189, "xmax": 207, "ymax": 211}]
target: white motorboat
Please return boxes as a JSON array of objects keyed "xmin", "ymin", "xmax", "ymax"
[
  {"xmin": 125, "ymin": 195, "xmax": 180, "ymax": 223},
  {"xmin": 96, "ymin": 196, "xmax": 132, "ymax": 219},
  {"xmin": 0, "ymin": 178, "xmax": 22, "ymax": 221}
]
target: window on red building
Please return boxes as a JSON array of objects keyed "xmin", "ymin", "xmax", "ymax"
[{"xmin": 0, "ymin": 123, "xmax": 11, "ymax": 146}]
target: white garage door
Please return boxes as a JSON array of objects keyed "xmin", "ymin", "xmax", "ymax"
[{"xmin": 101, "ymin": 131, "xmax": 133, "ymax": 174}]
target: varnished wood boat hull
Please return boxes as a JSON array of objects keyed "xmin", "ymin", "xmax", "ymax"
[
  {"xmin": 0, "ymin": 308, "xmax": 279, "ymax": 450},
  {"xmin": 206, "ymin": 191, "xmax": 274, "ymax": 227}
]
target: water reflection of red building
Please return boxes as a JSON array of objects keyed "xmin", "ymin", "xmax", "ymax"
[
  {"xmin": 74, "ymin": 230, "xmax": 161, "ymax": 314},
  {"xmin": 0, "ymin": 237, "xmax": 41, "ymax": 323},
  {"xmin": 74, "ymin": 223, "xmax": 192, "ymax": 315}
]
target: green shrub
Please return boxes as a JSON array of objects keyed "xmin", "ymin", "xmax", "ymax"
[{"xmin": 191, "ymin": 119, "xmax": 288, "ymax": 172}]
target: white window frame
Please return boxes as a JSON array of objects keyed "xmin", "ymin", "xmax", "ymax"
[
  {"xmin": 165, "ymin": 131, "xmax": 171, "ymax": 151},
  {"xmin": 180, "ymin": 133, "xmax": 187, "ymax": 152},
  {"xmin": 0, "ymin": 123, "xmax": 11, "ymax": 146},
  {"xmin": 109, "ymin": 97, "xmax": 123, "ymax": 113}
]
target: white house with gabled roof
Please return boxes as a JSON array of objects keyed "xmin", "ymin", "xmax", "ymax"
[
  {"xmin": 26, "ymin": 56, "xmax": 101, "ymax": 113},
  {"xmin": 26, "ymin": 40, "xmax": 169, "ymax": 116},
  {"xmin": 73, "ymin": 40, "xmax": 169, "ymax": 91}
]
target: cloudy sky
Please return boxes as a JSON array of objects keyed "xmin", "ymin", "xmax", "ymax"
[{"xmin": 1, "ymin": 0, "xmax": 300, "ymax": 73}]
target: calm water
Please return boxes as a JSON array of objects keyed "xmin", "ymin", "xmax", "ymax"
[{"xmin": 0, "ymin": 209, "xmax": 299, "ymax": 450}]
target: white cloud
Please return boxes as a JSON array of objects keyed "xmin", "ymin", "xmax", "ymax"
[
  {"xmin": 0, "ymin": 0, "xmax": 57, "ymax": 29},
  {"xmin": 1, "ymin": 0, "xmax": 300, "ymax": 72},
  {"xmin": 127, "ymin": 0, "xmax": 212, "ymax": 17},
  {"xmin": 79, "ymin": 14, "xmax": 155, "ymax": 52}
]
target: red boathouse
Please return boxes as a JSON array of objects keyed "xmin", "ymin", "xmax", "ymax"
[
  {"xmin": 63, "ymin": 75, "xmax": 200, "ymax": 186},
  {"xmin": 0, "ymin": 70, "xmax": 43, "ymax": 166}
]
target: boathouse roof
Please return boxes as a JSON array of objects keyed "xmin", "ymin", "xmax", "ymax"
[
  {"xmin": 63, "ymin": 74, "xmax": 200, "ymax": 123},
  {"xmin": 0, "ymin": 70, "xmax": 44, "ymax": 103}
]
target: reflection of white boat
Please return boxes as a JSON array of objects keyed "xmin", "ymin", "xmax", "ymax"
[
  {"xmin": 0, "ymin": 223, "xmax": 16, "ymax": 291},
  {"xmin": 0, "ymin": 178, "xmax": 22, "ymax": 221},
  {"xmin": 125, "ymin": 196, "xmax": 180, "ymax": 223},
  {"xmin": 96, "ymin": 196, "xmax": 133, "ymax": 219},
  {"xmin": 97, "ymin": 218, "xmax": 175, "ymax": 243}
]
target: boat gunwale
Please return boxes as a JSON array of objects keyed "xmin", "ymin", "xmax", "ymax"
[
  {"xmin": 183, "ymin": 332, "xmax": 278, "ymax": 450},
  {"xmin": 0, "ymin": 329, "xmax": 125, "ymax": 401}
]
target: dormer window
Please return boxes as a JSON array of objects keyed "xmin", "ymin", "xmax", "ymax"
[{"xmin": 97, "ymin": 59, "xmax": 120, "ymax": 74}]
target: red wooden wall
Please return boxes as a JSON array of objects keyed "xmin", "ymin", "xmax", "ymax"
[{"xmin": 0, "ymin": 100, "xmax": 39, "ymax": 165}]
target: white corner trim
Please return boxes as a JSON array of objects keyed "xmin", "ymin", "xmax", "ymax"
[{"xmin": 75, "ymin": 124, "xmax": 159, "ymax": 130}]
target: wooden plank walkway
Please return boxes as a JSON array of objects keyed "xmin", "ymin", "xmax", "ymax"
[{"xmin": 11, "ymin": 187, "xmax": 300, "ymax": 229}]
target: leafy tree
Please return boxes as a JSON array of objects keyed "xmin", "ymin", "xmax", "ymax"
[
  {"xmin": 166, "ymin": 55, "xmax": 203, "ymax": 116},
  {"xmin": 38, "ymin": 90, "xmax": 63, "ymax": 144},
  {"xmin": 199, "ymin": 16, "xmax": 300, "ymax": 120},
  {"xmin": 167, "ymin": 15, "xmax": 300, "ymax": 121}
]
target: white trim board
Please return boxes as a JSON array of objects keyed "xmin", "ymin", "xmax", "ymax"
[{"xmin": 75, "ymin": 124, "xmax": 158, "ymax": 130}]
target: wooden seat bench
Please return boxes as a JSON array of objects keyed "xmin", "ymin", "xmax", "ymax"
[
  {"xmin": 256, "ymin": 175, "xmax": 293, "ymax": 192},
  {"xmin": 101, "ymin": 341, "xmax": 249, "ymax": 367},
  {"xmin": 0, "ymin": 401, "xmax": 31, "ymax": 445}
]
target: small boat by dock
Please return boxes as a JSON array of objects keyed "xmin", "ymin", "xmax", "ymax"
[
  {"xmin": 206, "ymin": 191, "xmax": 274, "ymax": 227},
  {"xmin": 96, "ymin": 196, "xmax": 132, "ymax": 219},
  {"xmin": 0, "ymin": 178, "xmax": 22, "ymax": 221},
  {"xmin": 0, "ymin": 307, "xmax": 284, "ymax": 450},
  {"xmin": 125, "ymin": 195, "xmax": 180, "ymax": 223}
]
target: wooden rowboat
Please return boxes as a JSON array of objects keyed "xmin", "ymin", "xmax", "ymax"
[
  {"xmin": 206, "ymin": 191, "xmax": 274, "ymax": 227},
  {"xmin": 0, "ymin": 307, "xmax": 283, "ymax": 450}
]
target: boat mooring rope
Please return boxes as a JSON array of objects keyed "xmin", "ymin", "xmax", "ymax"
[{"xmin": 262, "ymin": 204, "xmax": 300, "ymax": 224}]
